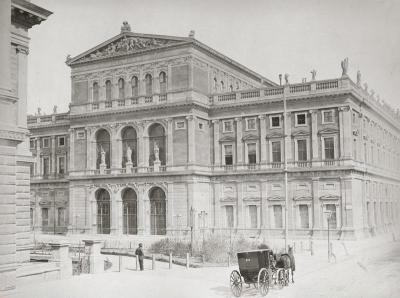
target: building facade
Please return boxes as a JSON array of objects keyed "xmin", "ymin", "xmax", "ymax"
[
  {"xmin": 28, "ymin": 23, "xmax": 400, "ymax": 242},
  {"xmin": 0, "ymin": 0, "xmax": 51, "ymax": 292}
]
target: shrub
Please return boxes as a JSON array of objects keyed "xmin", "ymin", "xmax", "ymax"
[{"xmin": 148, "ymin": 238, "xmax": 190, "ymax": 258}]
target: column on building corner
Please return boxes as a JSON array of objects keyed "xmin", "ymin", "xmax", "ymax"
[
  {"xmin": 36, "ymin": 138, "xmax": 41, "ymax": 176},
  {"xmin": 115, "ymin": 196, "xmax": 122, "ymax": 236},
  {"xmin": 213, "ymin": 182, "xmax": 221, "ymax": 228},
  {"xmin": 258, "ymin": 115, "xmax": 267, "ymax": 164},
  {"xmin": 136, "ymin": 185, "xmax": 145, "ymax": 235},
  {"xmin": 212, "ymin": 120, "xmax": 220, "ymax": 166},
  {"xmin": 310, "ymin": 109, "xmax": 318, "ymax": 161},
  {"xmin": 167, "ymin": 183, "xmax": 174, "ymax": 233},
  {"xmin": 68, "ymin": 129, "xmax": 74, "ymax": 173},
  {"xmin": 85, "ymin": 128, "xmax": 92, "ymax": 170},
  {"xmin": 186, "ymin": 115, "xmax": 196, "ymax": 166},
  {"xmin": 235, "ymin": 117, "xmax": 243, "ymax": 164},
  {"xmin": 284, "ymin": 112, "xmax": 292, "ymax": 161},
  {"xmin": 187, "ymin": 182, "xmax": 194, "ymax": 228},
  {"xmin": 111, "ymin": 126, "xmax": 119, "ymax": 171},
  {"xmin": 312, "ymin": 178, "xmax": 320, "ymax": 231},
  {"xmin": 236, "ymin": 182, "xmax": 243, "ymax": 228},
  {"xmin": 51, "ymin": 136, "xmax": 56, "ymax": 175},
  {"xmin": 137, "ymin": 123, "xmax": 145, "ymax": 168},
  {"xmin": 167, "ymin": 118, "xmax": 173, "ymax": 167}
]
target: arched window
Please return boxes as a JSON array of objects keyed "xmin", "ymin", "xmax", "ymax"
[
  {"xmin": 131, "ymin": 76, "xmax": 138, "ymax": 97},
  {"xmin": 220, "ymin": 81, "xmax": 224, "ymax": 91},
  {"xmin": 145, "ymin": 74, "xmax": 152, "ymax": 96},
  {"xmin": 148, "ymin": 123, "xmax": 166, "ymax": 166},
  {"xmin": 121, "ymin": 126, "xmax": 137, "ymax": 168},
  {"xmin": 96, "ymin": 129, "xmax": 111, "ymax": 169},
  {"xmin": 96, "ymin": 188, "xmax": 110, "ymax": 234},
  {"xmin": 93, "ymin": 82, "xmax": 99, "ymax": 102},
  {"xmin": 118, "ymin": 78, "xmax": 125, "ymax": 99},
  {"xmin": 229, "ymin": 84, "xmax": 233, "ymax": 92},
  {"xmin": 122, "ymin": 188, "xmax": 137, "ymax": 235},
  {"xmin": 105, "ymin": 80, "xmax": 112, "ymax": 101},
  {"xmin": 149, "ymin": 187, "xmax": 166, "ymax": 235},
  {"xmin": 159, "ymin": 71, "xmax": 167, "ymax": 94}
]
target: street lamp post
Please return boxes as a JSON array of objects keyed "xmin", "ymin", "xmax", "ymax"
[
  {"xmin": 283, "ymin": 77, "xmax": 289, "ymax": 252},
  {"xmin": 324, "ymin": 211, "xmax": 333, "ymax": 262}
]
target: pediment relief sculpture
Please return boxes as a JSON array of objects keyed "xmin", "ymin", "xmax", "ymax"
[
  {"xmin": 318, "ymin": 128, "xmax": 339, "ymax": 135},
  {"xmin": 320, "ymin": 194, "xmax": 340, "ymax": 200},
  {"xmin": 242, "ymin": 134, "xmax": 259, "ymax": 141}
]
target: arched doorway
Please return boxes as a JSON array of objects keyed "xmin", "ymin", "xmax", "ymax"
[
  {"xmin": 122, "ymin": 188, "xmax": 137, "ymax": 234},
  {"xmin": 149, "ymin": 187, "xmax": 166, "ymax": 235},
  {"xmin": 121, "ymin": 127, "xmax": 137, "ymax": 168},
  {"xmin": 96, "ymin": 129, "xmax": 111, "ymax": 169},
  {"xmin": 148, "ymin": 123, "xmax": 166, "ymax": 166},
  {"xmin": 96, "ymin": 188, "xmax": 110, "ymax": 234}
]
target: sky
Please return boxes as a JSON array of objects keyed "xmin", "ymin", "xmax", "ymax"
[{"xmin": 27, "ymin": 0, "xmax": 400, "ymax": 115}]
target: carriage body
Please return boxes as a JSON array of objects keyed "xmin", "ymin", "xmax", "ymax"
[{"xmin": 237, "ymin": 250, "xmax": 272, "ymax": 284}]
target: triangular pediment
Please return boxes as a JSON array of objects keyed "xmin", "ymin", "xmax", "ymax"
[
  {"xmin": 219, "ymin": 136, "xmax": 236, "ymax": 143},
  {"xmin": 318, "ymin": 128, "xmax": 339, "ymax": 135},
  {"xmin": 291, "ymin": 130, "xmax": 310, "ymax": 137},
  {"xmin": 67, "ymin": 32, "xmax": 190, "ymax": 66},
  {"xmin": 242, "ymin": 134, "xmax": 259, "ymax": 141}
]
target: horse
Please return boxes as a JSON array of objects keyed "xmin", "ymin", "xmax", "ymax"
[{"xmin": 274, "ymin": 246, "xmax": 295, "ymax": 283}]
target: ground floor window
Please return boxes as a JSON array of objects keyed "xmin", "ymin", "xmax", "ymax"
[
  {"xmin": 225, "ymin": 206, "xmax": 234, "ymax": 228},
  {"xmin": 273, "ymin": 205, "xmax": 283, "ymax": 228},
  {"xmin": 42, "ymin": 208, "xmax": 49, "ymax": 227},
  {"xmin": 299, "ymin": 204, "xmax": 309, "ymax": 228},
  {"xmin": 57, "ymin": 208, "xmax": 65, "ymax": 227},
  {"xmin": 248, "ymin": 205, "xmax": 257, "ymax": 228},
  {"xmin": 326, "ymin": 204, "xmax": 337, "ymax": 228}
]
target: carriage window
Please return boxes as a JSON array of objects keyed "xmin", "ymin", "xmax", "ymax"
[
  {"xmin": 249, "ymin": 205, "xmax": 257, "ymax": 228},
  {"xmin": 226, "ymin": 206, "xmax": 234, "ymax": 228},
  {"xmin": 273, "ymin": 205, "xmax": 283, "ymax": 228},
  {"xmin": 299, "ymin": 205, "xmax": 309, "ymax": 229}
]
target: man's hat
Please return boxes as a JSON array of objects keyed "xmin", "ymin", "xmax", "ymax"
[{"xmin": 139, "ymin": 243, "xmax": 143, "ymax": 247}]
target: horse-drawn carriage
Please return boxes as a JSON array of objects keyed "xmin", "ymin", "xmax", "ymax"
[{"xmin": 229, "ymin": 248, "xmax": 294, "ymax": 297}]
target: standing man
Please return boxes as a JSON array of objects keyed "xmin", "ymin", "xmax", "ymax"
[{"xmin": 135, "ymin": 243, "xmax": 144, "ymax": 271}]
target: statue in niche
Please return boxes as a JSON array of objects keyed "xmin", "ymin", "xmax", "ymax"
[
  {"xmin": 310, "ymin": 69, "xmax": 317, "ymax": 81},
  {"xmin": 100, "ymin": 146, "xmax": 106, "ymax": 165},
  {"xmin": 53, "ymin": 105, "xmax": 57, "ymax": 114},
  {"xmin": 154, "ymin": 142, "xmax": 160, "ymax": 162},
  {"xmin": 356, "ymin": 70, "xmax": 361, "ymax": 86},
  {"xmin": 284, "ymin": 73, "xmax": 289, "ymax": 85},
  {"xmin": 126, "ymin": 146, "xmax": 132, "ymax": 163},
  {"xmin": 341, "ymin": 57, "xmax": 349, "ymax": 76}
]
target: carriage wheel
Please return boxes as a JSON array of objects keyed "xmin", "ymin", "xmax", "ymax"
[
  {"xmin": 257, "ymin": 268, "xmax": 269, "ymax": 296},
  {"xmin": 230, "ymin": 270, "xmax": 243, "ymax": 297}
]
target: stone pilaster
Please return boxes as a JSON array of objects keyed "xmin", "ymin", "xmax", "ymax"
[
  {"xmin": 339, "ymin": 106, "xmax": 352, "ymax": 159},
  {"xmin": 236, "ymin": 182, "xmax": 243, "ymax": 228},
  {"xmin": 68, "ymin": 129, "xmax": 74, "ymax": 172},
  {"xmin": 260, "ymin": 181, "xmax": 268, "ymax": 228},
  {"xmin": 137, "ymin": 123, "xmax": 145, "ymax": 167},
  {"xmin": 111, "ymin": 125, "xmax": 119, "ymax": 170},
  {"xmin": 51, "ymin": 136, "xmax": 56, "ymax": 175},
  {"xmin": 137, "ymin": 185, "xmax": 145, "ymax": 234},
  {"xmin": 258, "ymin": 115, "xmax": 267, "ymax": 163},
  {"xmin": 213, "ymin": 182, "xmax": 221, "ymax": 227},
  {"xmin": 310, "ymin": 109, "xmax": 318, "ymax": 160},
  {"xmin": 312, "ymin": 178, "xmax": 320, "ymax": 230},
  {"xmin": 186, "ymin": 115, "xmax": 196, "ymax": 165},
  {"xmin": 85, "ymin": 127, "xmax": 92, "ymax": 170},
  {"xmin": 212, "ymin": 120, "xmax": 220, "ymax": 165},
  {"xmin": 235, "ymin": 117, "xmax": 243, "ymax": 164},
  {"xmin": 284, "ymin": 112, "xmax": 292, "ymax": 161},
  {"xmin": 36, "ymin": 138, "xmax": 41, "ymax": 175},
  {"xmin": 167, "ymin": 183, "xmax": 174, "ymax": 232},
  {"xmin": 116, "ymin": 199, "xmax": 122, "ymax": 236},
  {"xmin": 167, "ymin": 118, "xmax": 173, "ymax": 167}
]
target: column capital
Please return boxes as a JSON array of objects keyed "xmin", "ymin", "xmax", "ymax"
[
  {"xmin": 309, "ymin": 109, "xmax": 318, "ymax": 114},
  {"xmin": 212, "ymin": 119, "xmax": 220, "ymax": 124},
  {"xmin": 338, "ymin": 105, "xmax": 351, "ymax": 112},
  {"xmin": 16, "ymin": 45, "xmax": 29, "ymax": 55},
  {"xmin": 186, "ymin": 115, "xmax": 196, "ymax": 121},
  {"xmin": 234, "ymin": 117, "xmax": 242, "ymax": 122}
]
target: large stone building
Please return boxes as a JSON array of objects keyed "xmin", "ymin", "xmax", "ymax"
[
  {"xmin": 0, "ymin": 0, "xmax": 51, "ymax": 292},
  {"xmin": 28, "ymin": 22, "xmax": 400, "ymax": 242}
]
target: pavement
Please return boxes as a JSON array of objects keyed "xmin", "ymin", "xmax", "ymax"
[{"xmin": 8, "ymin": 232, "xmax": 400, "ymax": 298}]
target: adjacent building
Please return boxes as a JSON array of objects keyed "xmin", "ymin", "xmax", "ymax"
[{"xmin": 28, "ymin": 23, "xmax": 400, "ymax": 243}]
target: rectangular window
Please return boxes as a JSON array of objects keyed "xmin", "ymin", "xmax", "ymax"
[
  {"xmin": 58, "ymin": 136, "xmax": 65, "ymax": 147},
  {"xmin": 326, "ymin": 204, "xmax": 337, "ymax": 228},
  {"xmin": 246, "ymin": 118, "xmax": 256, "ymax": 130},
  {"xmin": 249, "ymin": 205, "xmax": 257, "ymax": 228},
  {"xmin": 223, "ymin": 120, "xmax": 233, "ymax": 133},
  {"xmin": 324, "ymin": 137, "xmax": 335, "ymax": 160},
  {"xmin": 30, "ymin": 139, "xmax": 35, "ymax": 149},
  {"xmin": 175, "ymin": 121, "xmax": 186, "ymax": 130},
  {"xmin": 322, "ymin": 110, "xmax": 334, "ymax": 123},
  {"xmin": 272, "ymin": 141, "xmax": 281, "ymax": 162},
  {"xmin": 57, "ymin": 208, "xmax": 65, "ymax": 226},
  {"xmin": 271, "ymin": 116, "xmax": 281, "ymax": 128},
  {"xmin": 296, "ymin": 113, "xmax": 307, "ymax": 126},
  {"xmin": 30, "ymin": 208, "xmax": 34, "ymax": 228},
  {"xmin": 273, "ymin": 205, "xmax": 283, "ymax": 228},
  {"xmin": 247, "ymin": 143, "xmax": 257, "ymax": 164},
  {"xmin": 297, "ymin": 139, "xmax": 307, "ymax": 161},
  {"xmin": 224, "ymin": 145, "xmax": 233, "ymax": 165},
  {"xmin": 42, "ymin": 138, "xmax": 50, "ymax": 148},
  {"xmin": 226, "ymin": 206, "xmax": 234, "ymax": 228},
  {"xmin": 42, "ymin": 208, "xmax": 49, "ymax": 227},
  {"xmin": 299, "ymin": 204, "xmax": 309, "ymax": 229},
  {"xmin": 58, "ymin": 156, "xmax": 65, "ymax": 174},
  {"xmin": 43, "ymin": 157, "xmax": 50, "ymax": 176}
]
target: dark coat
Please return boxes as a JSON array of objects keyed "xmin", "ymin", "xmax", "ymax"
[{"xmin": 135, "ymin": 247, "xmax": 144, "ymax": 260}]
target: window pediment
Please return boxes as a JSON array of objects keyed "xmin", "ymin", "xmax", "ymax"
[
  {"xmin": 320, "ymin": 194, "xmax": 340, "ymax": 200},
  {"xmin": 293, "ymin": 195, "xmax": 312, "ymax": 201},
  {"xmin": 243, "ymin": 196, "xmax": 261, "ymax": 202},
  {"xmin": 242, "ymin": 134, "xmax": 259, "ymax": 141},
  {"xmin": 291, "ymin": 130, "xmax": 310, "ymax": 137},
  {"xmin": 221, "ymin": 196, "xmax": 236, "ymax": 202},
  {"xmin": 219, "ymin": 136, "xmax": 236, "ymax": 143},
  {"xmin": 318, "ymin": 128, "xmax": 339, "ymax": 135},
  {"xmin": 266, "ymin": 132, "xmax": 284, "ymax": 139},
  {"xmin": 267, "ymin": 195, "xmax": 284, "ymax": 201}
]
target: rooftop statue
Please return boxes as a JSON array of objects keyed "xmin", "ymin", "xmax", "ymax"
[
  {"xmin": 357, "ymin": 70, "xmax": 361, "ymax": 86},
  {"xmin": 53, "ymin": 105, "xmax": 57, "ymax": 114},
  {"xmin": 189, "ymin": 30, "xmax": 195, "ymax": 38},
  {"xmin": 284, "ymin": 73, "xmax": 289, "ymax": 85},
  {"xmin": 37, "ymin": 107, "xmax": 41, "ymax": 116},
  {"xmin": 121, "ymin": 21, "xmax": 131, "ymax": 33},
  {"xmin": 310, "ymin": 69, "xmax": 317, "ymax": 81},
  {"xmin": 341, "ymin": 57, "xmax": 349, "ymax": 77}
]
